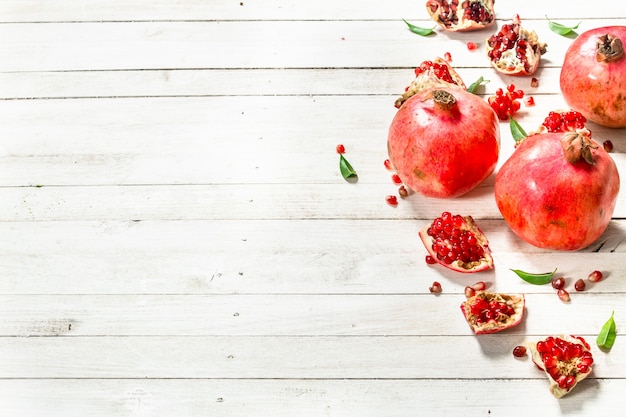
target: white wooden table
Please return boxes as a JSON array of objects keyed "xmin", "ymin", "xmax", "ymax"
[{"xmin": 1, "ymin": 1, "xmax": 625, "ymax": 415}]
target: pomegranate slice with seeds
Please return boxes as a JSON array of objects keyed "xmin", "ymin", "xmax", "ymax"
[
  {"xmin": 426, "ymin": 0, "xmax": 495, "ymax": 32},
  {"xmin": 461, "ymin": 291, "xmax": 525, "ymax": 334},
  {"xmin": 486, "ymin": 18, "xmax": 547, "ymax": 75},
  {"xmin": 394, "ymin": 57, "xmax": 466, "ymax": 108},
  {"xmin": 419, "ymin": 212, "xmax": 494, "ymax": 273},
  {"xmin": 526, "ymin": 335, "xmax": 594, "ymax": 398}
]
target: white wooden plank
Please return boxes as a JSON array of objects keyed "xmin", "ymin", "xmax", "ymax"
[{"xmin": 0, "ymin": 293, "xmax": 623, "ymax": 336}]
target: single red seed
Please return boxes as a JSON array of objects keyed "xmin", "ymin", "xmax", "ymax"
[
  {"xmin": 391, "ymin": 174, "xmax": 403, "ymax": 185},
  {"xmin": 429, "ymin": 281, "xmax": 442, "ymax": 293},
  {"xmin": 531, "ymin": 77, "xmax": 539, "ymax": 88},
  {"xmin": 398, "ymin": 185, "xmax": 409, "ymax": 198},
  {"xmin": 557, "ymin": 289, "xmax": 570, "ymax": 302},
  {"xmin": 383, "ymin": 158, "xmax": 393, "ymax": 170},
  {"xmin": 386, "ymin": 195, "xmax": 398, "ymax": 206},
  {"xmin": 336, "ymin": 144, "xmax": 345, "ymax": 154},
  {"xmin": 524, "ymin": 96, "xmax": 535, "ymax": 106},
  {"xmin": 588, "ymin": 270, "xmax": 603, "ymax": 282},
  {"xmin": 603, "ymin": 140, "xmax": 614, "ymax": 152},
  {"xmin": 467, "ymin": 41, "xmax": 478, "ymax": 51},
  {"xmin": 443, "ymin": 51, "xmax": 452, "ymax": 62},
  {"xmin": 425, "ymin": 255, "xmax": 437, "ymax": 265},
  {"xmin": 512, "ymin": 345, "xmax": 527, "ymax": 357},
  {"xmin": 464, "ymin": 286, "xmax": 476, "ymax": 298},
  {"xmin": 574, "ymin": 279, "xmax": 586, "ymax": 292},
  {"xmin": 551, "ymin": 277, "xmax": 565, "ymax": 290},
  {"xmin": 472, "ymin": 281, "xmax": 486, "ymax": 291}
]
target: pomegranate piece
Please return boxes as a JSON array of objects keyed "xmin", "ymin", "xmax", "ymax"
[
  {"xmin": 461, "ymin": 291, "xmax": 525, "ymax": 334},
  {"xmin": 487, "ymin": 84, "xmax": 524, "ymax": 120},
  {"xmin": 526, "ymin": 335, "xmax": 594, "ymax": 398},
  {"xmin": 426, "ymin": 0, "xmax": 495, "ymax": 32},
  {"xmin": 495, "ymin": 129, "xmax": 620, "ymax": 250},
  {"xmin": 561, "ymin": 26, "xmax": 626, "ymax": 127},
  {"xmin": 486, "ymin": 18, "xmax": 547, "ymax": 75},
  {"xmin": 388, "ymin": 88, "xmax": 500, "ymax": 198},
  {"xmin": 394, "ymin": 58, "xmax": 466, "ymax": 108},
  {"xmin": 419, "ymin": 212, "xmax": 494, "ymax": 273}
]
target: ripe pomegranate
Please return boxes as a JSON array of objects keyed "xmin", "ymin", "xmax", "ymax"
[
  {"xmin": 560, "ymin": 26, "xmax": 626, "ymax": 127},
  {"xmin": 526, "ymin": 335, "xmax": 593, "ymax": 398},
  {"xmin": 388, "ymin": 88, "xmax": 500, "ymax": 198},
  {"xmin": 395, "ymin": 58, "xmax": 466, "ymax": 109},
  {"xmin": 426, "ymin": 0, "xmax": 495, "ymax": 32},
  {"xmin": 460, "ymin": 291, "xmax": 525, "ymax": 334},
  {"xmin": 486, "ymin": 18, "xmax": 547, "ymax": 75},
  {"xmin": 419, "ymin": 212, "xmax": 493, "ymax": 273},
  {"xmin": 495, "ymin": 129, "xmax": 620, "ymax": 250}
]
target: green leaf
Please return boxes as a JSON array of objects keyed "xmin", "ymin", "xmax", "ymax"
[
  {"xmin": 509, "ymin": 118, "xmax": 527, "ymax": 142},
  {"xmin": 511, "ymin": 268, "xmax": 557, "ymax": 285},
  {"xmin": 339, "ymin": 154, "xmax": 357, "ymax": 179},
  {"xmin": 467, "ymin": 76, "xmax": 490, "ymax": 94},
  {"xmin": 546, "ymin": 16, "xmax": 580, "ymax": 36},
  {"xmin": 597, "ymin": 311, "xmax": 617, "ymax": 350},
  {"xmin": 402, "ymin": 19, "xmax": 436, "ymax": 36}
]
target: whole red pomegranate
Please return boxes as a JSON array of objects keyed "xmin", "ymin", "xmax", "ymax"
[
  {"xmin": 495, "ymin": 129, "xmax": 620, "ymax": 250},
  {"xmin": 426, "ymin": 0, "xmax": 495, "ymax": 32},
  {"xmin": 388, "ymin": 88, "xmax": 500, "ymax": 198},
  {"xmin": 560, "ymin": 26, "xmax": 626, "ymax": 127}
]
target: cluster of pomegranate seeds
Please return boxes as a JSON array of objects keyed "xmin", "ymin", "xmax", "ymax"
[
  {"xmin": 603, "ymin": 140, "xmax": 614, "ymax": 152},
  {"xmin": 488, "ymin": 84, "xmax": 524, "ymax": 120},
  {"xmin": 512, "ymin": 345, "xmax": 527, "ymax": 357},
  {"xmin": 487, "ymin": 23, "xmax": 533, "ymax": 73},
  {"xmin": 468, "ymin": 295, "xmax": 516, "ymax": 324},
  {"xmin": 426, "ymin": 212, "xmax": 486, "ymax": 266},
  {"xmin": 336, "ymin": 144, "xmax": 346, "ymax": 154},
  {"xmin": 414, "ymin": 60, "xmax": 456, "ymax": 84},
  {"xmin": 467, "ymin": 41, "xmax": 478, "ymax": 51},
  {"xmin": 429, "ymin": 281, "xmax": 442, "ymax": 293},
  {"xmin": 464, "ymin": 1, "xmax": 493, "ymax": 23},
  {"xmin": 541, "ymin": 110, "xmax": 586, "ymax": 133},
  {"xmin": 536, "ymin": 336, "xmax": 593, "ymax": 390}
]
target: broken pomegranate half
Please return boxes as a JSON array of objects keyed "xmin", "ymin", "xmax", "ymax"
[
  {"xmin": 419, "ymin": 212, "xmax": 494, "ymax": 273},
  {"xmin": 528, "ymin": 109, "xmax": 589, "ymax": 138},
  {"xmin": 426, "ymin": 0, "xmax": 495, "ymax": 32},
  {"xmin": 394, "ymin": 58, "xmax": 466, "ymax": 108},
  {"xmin": 526, "ymin": 335, "xmax": 594, "ymax": 398},
  {"xmin": 486, "ymin": 18, "xmax": 547, "ymax": 75},
  {"xmin": 461, "ymin": 291, "xmax": 525, "ymax": 334}
]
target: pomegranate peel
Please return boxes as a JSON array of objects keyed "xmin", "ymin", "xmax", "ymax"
[
  {"xmin": 426, "ymin": 0, "xmax": 495, "ymax": 32},
  {"xmin": 419, "ymin": 212, "xmax": 493, "ymax": 273},
  {"xmin": 394, "ymin": 58, "xmax": 466, "ymax": 108},
  {"xmin": 460, "ymin": 291, "xmax": 524, "ymax": 334},
  {"xmin": 526, "ymin": 335, "xmax": 594, "ymax": 398}
]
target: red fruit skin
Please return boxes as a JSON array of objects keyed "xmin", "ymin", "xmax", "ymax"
[
  {"xmin": 495, "ymin": 133, "xmax": 620, "ymax": 250},
  {"xmin": 560, "ymin": 26, "xmax": 626, "ymax": 128},
  {"xmin": 388, "ymin": 88, "xmax": 500, "ymax": 198}
]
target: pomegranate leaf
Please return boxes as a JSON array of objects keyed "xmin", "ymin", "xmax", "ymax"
[
  {"xmin": 546, "ymin": 16, "xmax": 580, "ymax": 36},
  {"xmin": 339, "ymin": 154, "xmax": 357, "ymax": 179},
  {"xmin": 467, "ymin": 76, "xmax": 490, "ymax": 94},
  {"xmin": 511, "ymin": 268, "xmax": 556, "ymax": 285},
  {"xmin": 597, "ymin": 311, "xmax": 616, "ymax": 350},
  {"xmin": 402, "ymin": 19, "xmax": 436, "ymax": 37},
  {"xmin": 509, "ymin": 118, "xmax": 527, "ymax": 142}
]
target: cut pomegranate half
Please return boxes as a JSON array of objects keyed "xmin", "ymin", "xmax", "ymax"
[
  {"xmin": 461, "ymin": 291, "xmax": 525, "ymax": 334},
  {"xmin": 419, "ymin": 212, "xmax": 494, "ymax": 273},
  {"xmin": 486, "ymin": 18, "xmax": 547, "ymax": 75},
  {"xmin": 526, "ymin": 335, "xmax": 594, "ymax": 398},
  {"xmin": 394, "ymin": 57, "xmax": 466, "ymax": 108},
  {"xmin": 426, "ymin": 0, "xmax": 496, "ymax": 32}
]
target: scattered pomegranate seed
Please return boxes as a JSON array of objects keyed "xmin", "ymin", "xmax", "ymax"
[
  {"xmin": 464, "ymin": 286, "xmax": 476, "ymax": 298},
  {"xmin": 551, "ymin": 277, "xmax": 565, "ymax": 290},
  {"xmin": 398, "ymin": 185, "xmax": 409, "ymax": 198},
  {"xmin": 385, "ymin": 195, "xmax": 398, "ymax": 206},
  {"xmin": 443, "ymin": 51, "xmax": 452, "ymax": 62},
  {"xmin": 425, "ymin": 255, "xmax": 437, "ymax": 265},
  {"xmin": 588, "ymin": 270, "xmax": 603, "ymax": 282},
  {"xmin": 383, "ymin": 158, "xmax": 393, "ymax": 170},
  {"xmin": 557, "ymin": 289, "xmax": 571, "ymax": 302},
  {"xmin": 574, "ymin": 279, "xmax": 586, "ymax": 292},
  {"xmin": 336, "ymin": 144, "xmax": 345, "ymax": 154},
  {"xmin": 603, "ymin": 140, "xmax": 614, "ymax": 152},
  {"xmin": 512, "ymin": 14, "xmax": 521, "ymax": 24},
  {"xmin": 531, "ymin": 77, "xmax": 539, "ymax": 88},
  {"xmin": 524, "ymin": 96, "xmax": 535, "ymax": 107},
  {"xmin": 429, "ymin": 281, "xmax": 442, "ymax": 293},
  {"xmin": 512, "ymin": 345, "xmax": 527, "ymax": 357},
  {"xmin": 472, "ymin": 281, "xmax": 486, "ymax": 291},
  {"xmin": 391, "ymin": 174, "xmax": 403, "ymax": 185},
  {"xmin": 467, "ymin": 41, "xmax": 478, "ymax": 51}
]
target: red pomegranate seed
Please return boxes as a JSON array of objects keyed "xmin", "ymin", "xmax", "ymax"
[
  {"xmin": 472, "ymin": 281, "xmax": 486, "ymax": 291},
  {"xmin": 336, "ymin": 144, "xmax": 345, "ymax": 154},
  {"xmin": 588, "ymin": 270, "xmax": 603, "ymax": 282},
  {"xmin": 398, "ymin": 185, "xmax": 409, "ymax": 198},
  {"xmin": 551, "ymin": 277, "xmax": 565, "ymax": 290},
  {"xmin": 512, "ymin": 345, "xmax": 527, "ymax": 357},
  {"xmin": 429, "ymin": 281, "xmax": 442, "ymax": 293},
  {"xmin": 467, "ymin": 41, "xmax": 478, "ymax": 51},
  {"xmin": 531, "ymin": 77, "xmax": 539, "ymax": 88},
  {"xmin": 574, "ymin": 279, "xmax": 586, "ymax": 291},
  {"xmin": 603, "ymin": 140, "xmax": 614, "ymax": 152},
  {"xmin": 383, "ymin": 158, "xmax": 393, "ymax": 170},
  {"xmin": 443, "ymin": 51, "xmax": 452, "ymax": 62},
  {"xmin": 464, "ymin": 286, "xmax": 476, "ymax": 298},
  {"xmin": 557, "ymin": 289, "xmax": 570, "ymax": 302},
  {"xmin": 391, "ymin": 174, "xmax": 403, "ymax": 185},
  {"xmin": 385, "ymin": 195, "xmax": 398, "ymax": 206},
  {"xmin": 425, "ymin": 255, "xmax": 437, "ymax": 265},
  {"xmin": 524, "ymin": 96, "xmax": 535, "ymax": 106},
  {"xmin": 512, "ymin": 13, "xmax": 521, "ymax": 24}
]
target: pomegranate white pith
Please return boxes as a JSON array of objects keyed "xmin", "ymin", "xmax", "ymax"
[{"xmin": 460, "ymin": 291, "xmax": 525, "ymax": 334}]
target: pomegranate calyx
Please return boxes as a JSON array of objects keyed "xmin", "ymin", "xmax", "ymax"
[
  {"xmin": 596, "ymin": 33, "xmax": 624, "ymax": 62},
  {"xmin": 560, "ymin": 128, "xmax": 597, "ymax": 165},
  {"xmin": 431, "ymin": 89, "xmax": 458, "ymax": 111}
]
